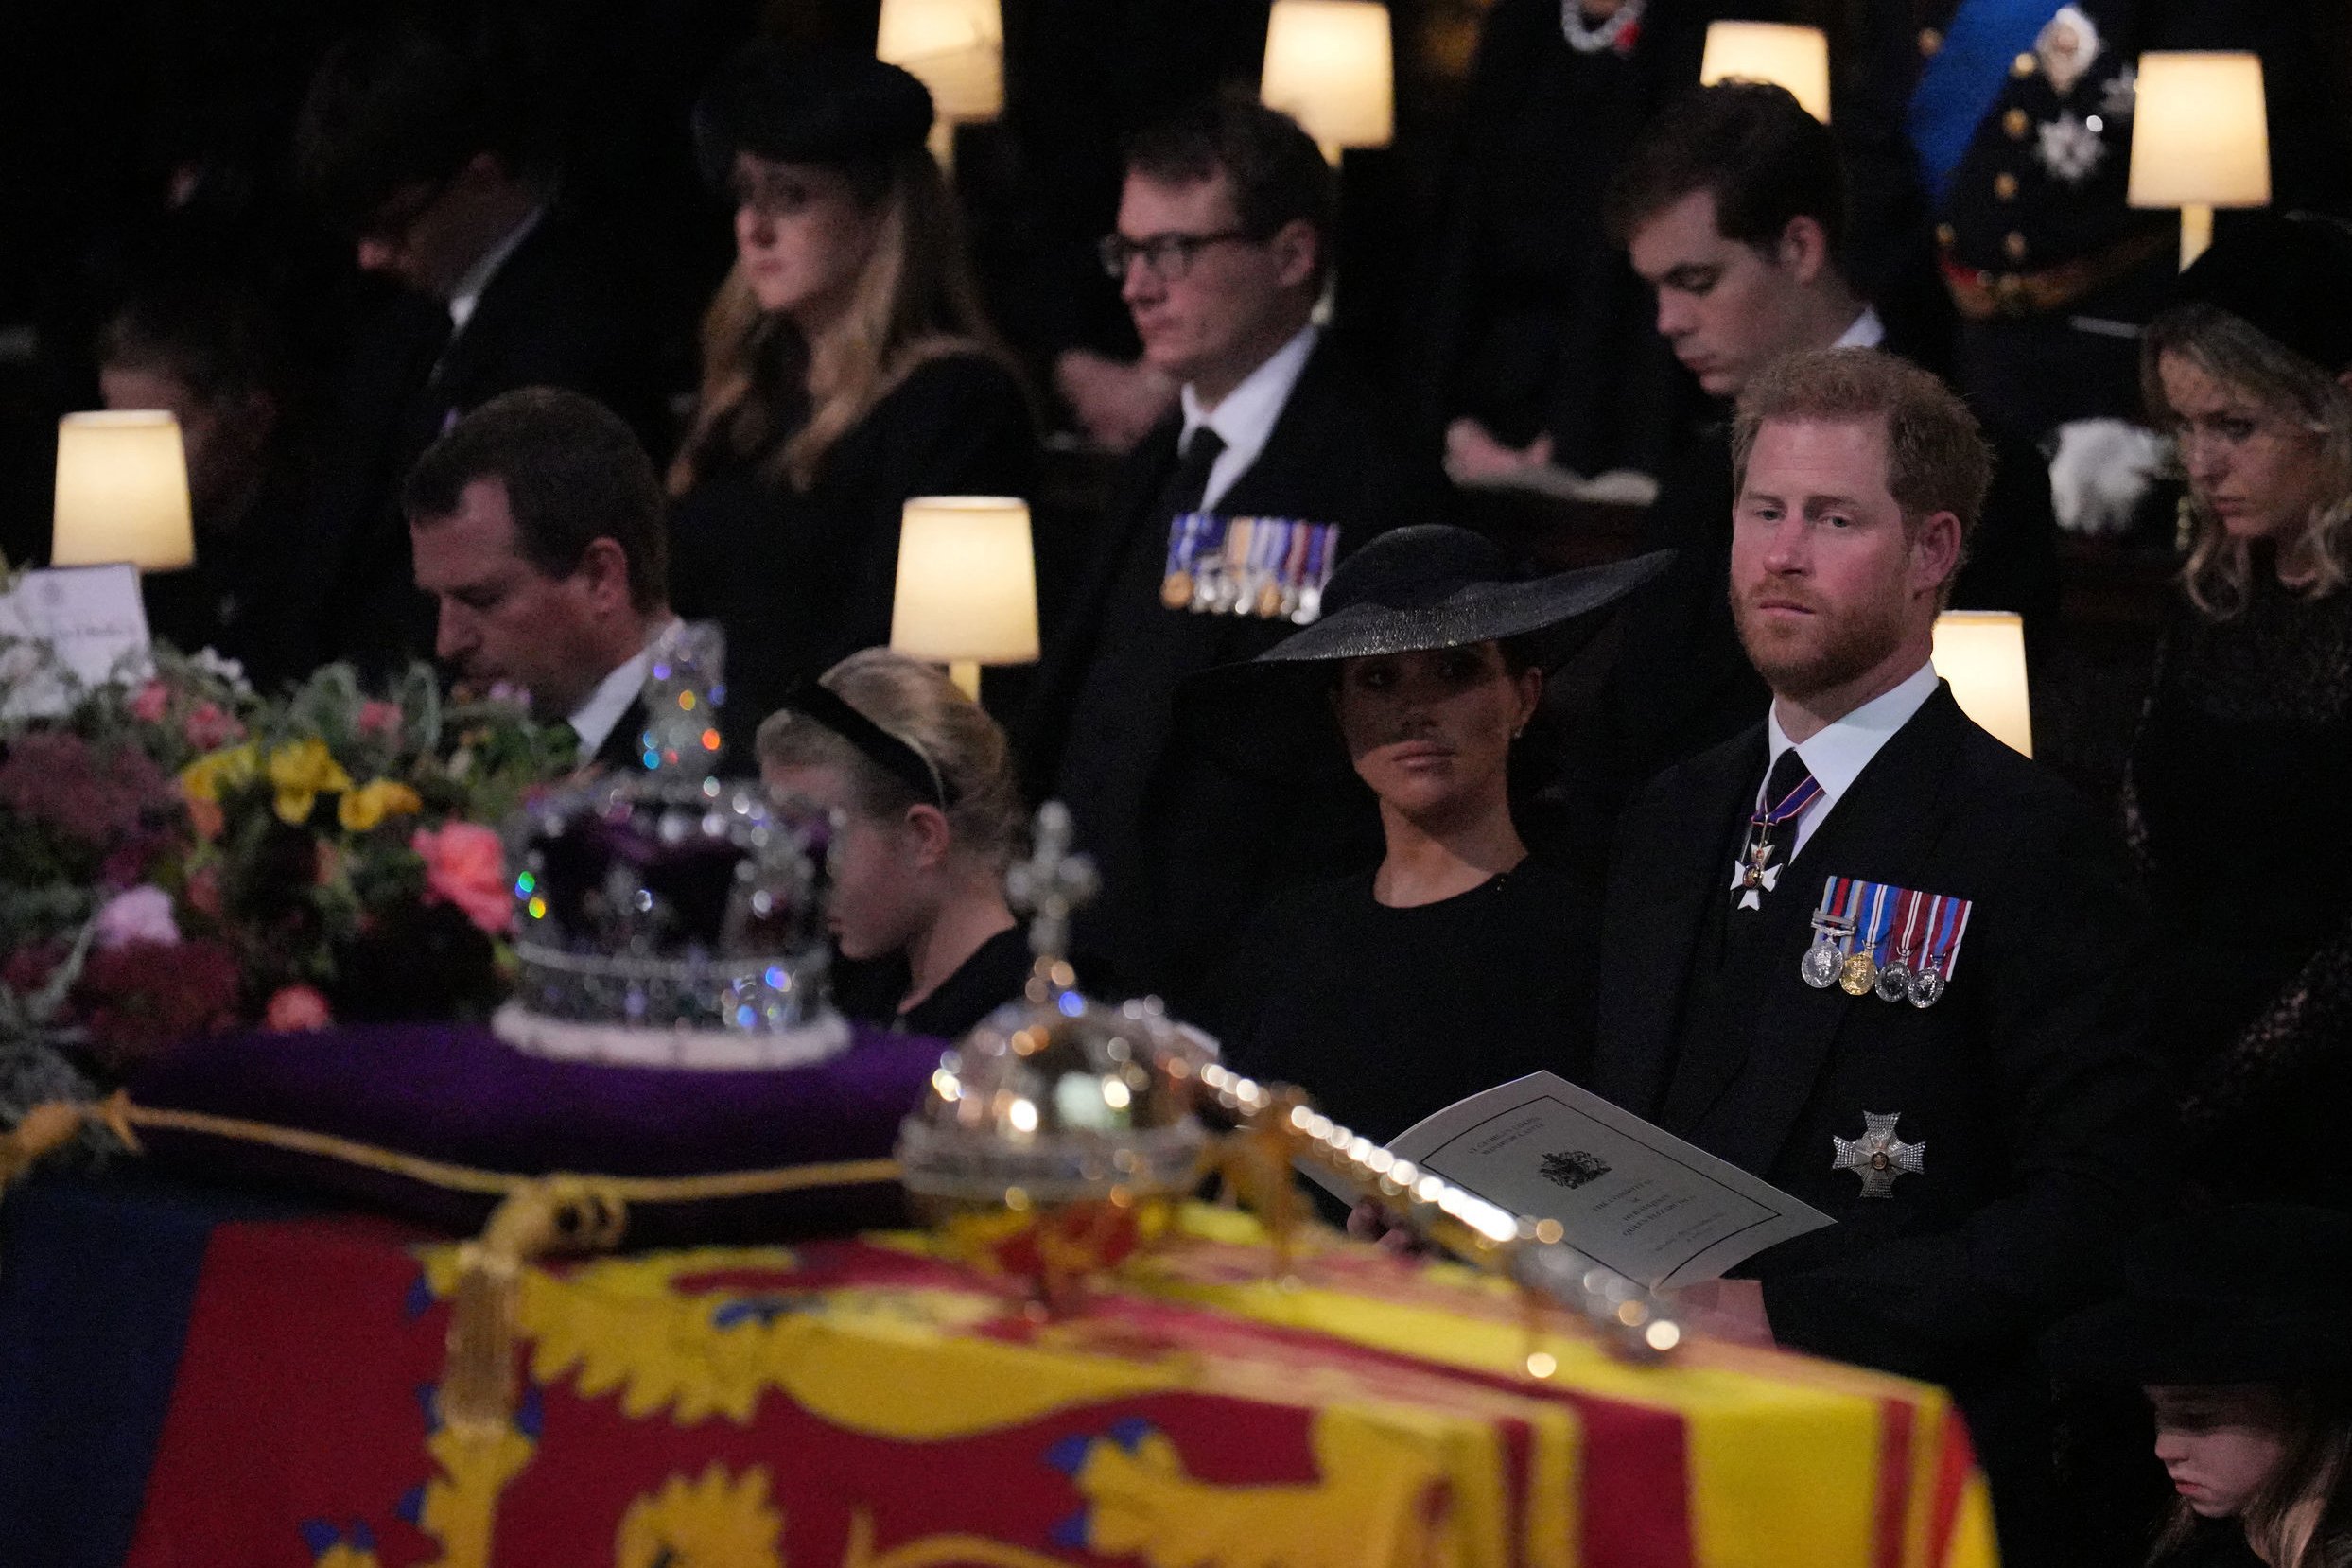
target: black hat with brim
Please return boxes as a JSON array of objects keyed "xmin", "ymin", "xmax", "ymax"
[
  {"xmin": 2169, "ymin": 210, "xmax": 2352, "ymax": 377},
  {"xmin": 2040, "ymin": 1203, "xmax": 2352, "ymax": 1385},
  {"xmin": 693, "ymin": 43, "xmax": 932, "ymax": 186},
  {"xmin": 1176, "ymin": 526, "xmax": 1673, "ymax": 784}
]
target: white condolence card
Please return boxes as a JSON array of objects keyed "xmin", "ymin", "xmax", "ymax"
[
  {"xmin": 1383, "ymin": 1071, "xmax": 1833, "ymax": 1290},
  {"xmin": 0, "ymin": 564, "xmax": 153, "ymax": 719}
]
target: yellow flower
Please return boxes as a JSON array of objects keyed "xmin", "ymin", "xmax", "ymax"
[
  {"xmin": 266, "ymin": 739, "xmax": 355, "ymax": 827},
  {"xmin": 179, "ymin": 742, "xmax": 259, "ymax": 805},
  {"xmin": 337, "ymin": 778, "xmax": 424, "ymax": 832}
]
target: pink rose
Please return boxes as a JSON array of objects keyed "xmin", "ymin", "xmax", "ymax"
[
  {"xmin": 183, "ymin": 701, "xmax": 243, "ymax": 751},
  {"xmin": 185, "ymin": 863, "xmax": 223, "ymax": 918},
  {"xmin": 130, "ymin": 681, "xmax": 170, "ymax": 723},
  {"xmin": 410, "ymin": 822, "xmax": 512, "ymax": 934},
  {"xmin": 265, "ymin": 984, "xmax": 333, "ymax": 1032},
  {"xmin": 357, "ymin": 701, "xmax": 404, "ymax": 741},
  {"xmin": 94, "ymin": 885, "xmax": 181, "ymax": 950}
]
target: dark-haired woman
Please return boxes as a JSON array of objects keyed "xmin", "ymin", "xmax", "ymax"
[
  {"xmin": 1193, "ymin": 526, "xmax": 1664, "ymax": 1142},
  {"xmin": 2124, "ymin": 214, "xmax": 2352, "ymax": 1208},
  {"xmin": 669, "ymin": 45, "xmax": 1036, "ymax": 747}
]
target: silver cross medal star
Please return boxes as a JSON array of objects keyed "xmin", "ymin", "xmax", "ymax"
[
  {"xmin": 1832, "ymin": 1112, "xmax": 1925, "ymax": 1198},
  {"xmin": 1730, "ymin": 835, "xmax": 1782, "ymax": 911}
]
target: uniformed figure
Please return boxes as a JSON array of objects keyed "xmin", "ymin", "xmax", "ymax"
[
  {"xmin": 1847, "ymin": 0, "xmax": 2336, "ymax": 445},
  {"xmin": 1590, "ymin": 346, "xmax": 2170, "ymax": 1566}
]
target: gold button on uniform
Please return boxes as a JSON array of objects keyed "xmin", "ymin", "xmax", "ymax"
[
  {"xmin": 2004, "ymin": 108, "xmax": 2030, "ymax": 139},
  {"xmin": 2012, "ymin": 51, "xmax": 2036, "ymax": 78},
  {"xmin": 1994, "ymin": 172, "xmax": 2019, "ymax": 200},
  {"xmin": 1918, "ymin": 27, "xmax": 1943, "ymax": 57},
  {"xmin": 1936, "ymin": 222, "xmax": 1957, "ymax": 247},
  {"xmin": 2004, "ymin": 231, "xmax": 2029, "ymax": 263}
]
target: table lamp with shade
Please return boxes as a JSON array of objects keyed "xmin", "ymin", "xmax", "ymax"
[
  {"xmin": 890, "ymin": 497, "xmax": 1038, "ymax": 701},
  {"xmin": 51, "ymin": 410, "xmax": 196, "ymax": 573},
  {"xmin": 1932, "ymin": 610, "xmax": 2031, "ymax": 758},
  {"xmin": 2127, "ymin": 51, "xmax": 2269, "ymax": 270},
  {"xmin": 1260, "ymin": 0, "xmax": 1394, "ymax": 163},
  {"xmin": 1699, "ymin": 22, "xmax": 1832, "ymax": 123},
  {"xmin": 875, "ymin": 0, "xmax": 1003, "ymax": 166}
]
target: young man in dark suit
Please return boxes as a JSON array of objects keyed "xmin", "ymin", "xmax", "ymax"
[
  {"xmin": 1025, "ymin": 94, "xmax": 1420, "ymax": 1008},
  {"xmin": 291, "ymin": 11, "xmax": 674, "ymax": 680},
  {"xmin": 1559, "ymin": 83, "xmax": 2059, "ymax": 863},
  {"xmin": 1589, "ymin": 346, "xmax": 2169, "ymax": 1566},
  {"xmin": 406, "ymin": 389, "xmax": 674, "ymax": 774}
]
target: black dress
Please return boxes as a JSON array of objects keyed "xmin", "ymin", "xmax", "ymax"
[
  {"xmin": 834, "ymin": 925, "xmax": 1034, "ymax": 1042},
  {"xmin": 2126, "ymin": 565, "xmax": 2352, "ymax": 1206},
  {"xmin": 668, "ymin": 352, "xmax": 1036, "ymax": 750},
  {"xmin": 1205, "ymin": 857, "xmax": 1601, "ymax": 1144}
]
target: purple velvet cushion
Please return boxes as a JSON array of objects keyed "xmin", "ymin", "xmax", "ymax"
[{"xmin": 128, "ymin": 1022, "xmax": 944, "ymax": 1241}]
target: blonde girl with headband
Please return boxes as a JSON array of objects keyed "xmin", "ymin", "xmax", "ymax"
[{"xmin": 757, "ymin": 649, "xmax": 1031, "ymax": 1038}]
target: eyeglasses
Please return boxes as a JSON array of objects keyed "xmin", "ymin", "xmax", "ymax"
[{"xmin": 1097, "ymin": 229, "xmax": 1255, "ymax": 283}]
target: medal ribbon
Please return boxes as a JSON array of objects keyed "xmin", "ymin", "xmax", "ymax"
[{"xmin": 1922, "ymin": 890, "xmax": 1974, "ymax": 980}]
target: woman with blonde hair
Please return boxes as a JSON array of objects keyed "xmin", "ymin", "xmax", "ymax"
[
  {"xmin": 671, "ymin": 44, "xmax": 1035, "ymax": 746},
  {"xmin": 758, "ymin": 649, "xmax": 1031, "ymax": 1038},
  {"xmin": 2127, "ymin": 213, "xmax": 2352, "ymax": 1207}
]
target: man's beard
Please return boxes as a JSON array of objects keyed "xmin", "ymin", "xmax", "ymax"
[{"xmin": 1731, "ymin": 582, "xmax": 1908, "ymax": 704}]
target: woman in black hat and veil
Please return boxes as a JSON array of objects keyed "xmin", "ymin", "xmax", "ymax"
[
  {"xmin": 668, "ymin": 43, "xmax": 1036, "ymax": 749},
  {"xmin": 1187, "ymin": 526, "xmax": 1665, "ymax": 1144},
  {"xmin": 2125, "ymin": 213, "xmax": 2352, "ymax": 1208}
]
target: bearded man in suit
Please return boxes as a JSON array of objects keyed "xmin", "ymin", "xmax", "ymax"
[
  {"xmin": 1026, "ymin": 92, "xmax": 1426, "ymax": 1006},
  {"xmin": 1589, "ymin": 346, "xmax": 2169, "ymax": 1567}
]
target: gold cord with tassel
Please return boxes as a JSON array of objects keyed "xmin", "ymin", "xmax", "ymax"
[{"xmin": 440, "ymin": 1175, "xmax": 628, "ymax": 1437}]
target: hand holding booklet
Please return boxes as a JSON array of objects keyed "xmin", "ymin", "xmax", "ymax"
[{"xmin": 1370, "ymin": 1071, "xmax": 1832, "ymax": 1291}]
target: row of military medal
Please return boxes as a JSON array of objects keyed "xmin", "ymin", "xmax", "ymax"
[
  {"xmin": 1800, "ymin": 877, "xmax": 1974, "ymax": 1009},
  {"xmin": 1161, "ymin": 513, "xmax": 1340, "ymax": 625}
]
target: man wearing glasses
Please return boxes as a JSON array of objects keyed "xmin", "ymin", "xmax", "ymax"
[
  {"xmin": 287, "ymin": 11, "xmax": 671, "ymax": 681},
  {"xmin": 1028, "ymin": 91, "xmax": 1421, "ymax": 1012}
]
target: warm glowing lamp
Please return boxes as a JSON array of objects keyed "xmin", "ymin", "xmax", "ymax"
[
  {"xmin": 1933, "ymin": 610, "xmax": 2031, "ymax": 758},
  {"xmin": 891, "ymin": 497, "xmax": 1038, "ymax": 700},
  {"xmin": 1261, "ymin": 0, "xmax": 1395, "ymax": 163},
  {"xmin": 876, "ymin": 0, "xmax": 1003, "ymax": 165},
  {"xmin": 52, "ymin": 410, "xmax": 195, "ymax": 572},
  {"xmin": 2127, "ymin": 51, "xmax": 2270, "ymax": 270},
  {"xmin": 1699, "ymin": 22, "xmax": 1832, "ymax": 123}
]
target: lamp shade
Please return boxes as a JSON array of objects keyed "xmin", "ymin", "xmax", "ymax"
[
  {"xmin": 1261, "ymin": 0, "xmax": 1395, "ymax": 160},
  {"xmin": 876, "ymin": 0, "xmax": 1003, "ymax": 123},
  {"xmin": 1699, "ymin": 22, "xmax": 1832, "ymax": 123},
  {"xmin": 1932, "ymin": 611, "xmax": 2031, "ymax": 758},
  {"xmin": 52, "ymin": 410, "xmax": 195, "ymax": 573},
  {"xmin": 891, "ymin": 497, "xmax": 1039, "ymax": 668},
  {"xmin": 2126, "ymin": 52, "xmax": 2269, "ymax": 211}
]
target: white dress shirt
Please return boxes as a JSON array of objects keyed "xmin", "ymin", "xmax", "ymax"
[
  {"xmin": 1176, "ymin": 323, "xmax": 1318, "ymax": 511},
  {"xmin": 1834, "ymin": 306, "xmax": 1886, "ymax": 350},
  {"xmin": 566, "ymin": 623, "xmax": 671, "ymax": 760},
  {"xmin": 446, "ymin": 203, "xmax": 544, "ymax": 334},
  {"xmin": 1751, "ymin": 660, "xmax": 1942, "ymax": 869}
]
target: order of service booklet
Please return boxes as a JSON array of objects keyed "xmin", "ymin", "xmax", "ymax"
[{"xmin": 1357, "ymin": 1071, "xmax": 1833, "ymax": 1291}]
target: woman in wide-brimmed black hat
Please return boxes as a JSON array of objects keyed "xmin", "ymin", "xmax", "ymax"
[
  {"xmin": 1185, "ymin": 525, "xmax": 1666, "ymax": 1144},
  {"xmin": 2043, "ymin": 1204, "xmax": 2352, "ymax": 1568}
]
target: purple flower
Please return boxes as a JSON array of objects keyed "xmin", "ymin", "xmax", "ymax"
[{"xmin": 94, "ymin": 885, "xmax": 181, "ymax": 950}]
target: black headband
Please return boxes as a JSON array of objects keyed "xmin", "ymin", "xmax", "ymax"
[{"xmin": 778, "ymin": 681, "xmax": 960, "ymax": 810}]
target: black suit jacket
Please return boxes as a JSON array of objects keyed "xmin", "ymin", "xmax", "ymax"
[
  {"xmin": 586, "ymin": 695, "xmax": 650, "ymax": 775},
  {"xmin": 1591, "ymin": 686, "xmax": 2169, "ymax": 1560},
  {"xmin": 1026, "ymin": 338, "xmax": 1424, "ymax": 1005},
  {"xmin": 297, "ymin": 203, "xmax": 676, "ymax": 680}
]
